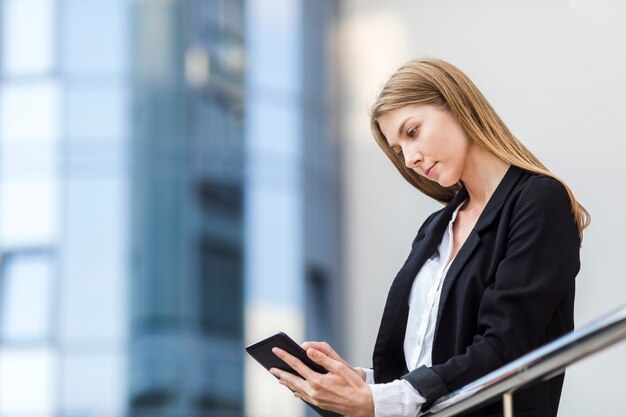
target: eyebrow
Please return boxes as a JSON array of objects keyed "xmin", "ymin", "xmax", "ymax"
[{"xmin": 397, "ymin": 117, "xmax": 413, "ymax": 137}]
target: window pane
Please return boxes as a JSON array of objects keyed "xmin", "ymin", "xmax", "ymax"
[
  {"xmin": 0, "ymin": 81, "xmax": 60, "ymax": 143},
  {"xmin": 0, "ymin": 348, "xmax": 56, "ymax": 417},
  {"xmin": 60, "ymin": 176, "xmax": 127, "ymax": 342},
  {"xmin": 1, "ymin": 0, "xmax": 55, "ymax": 75},
  {"xmin": 0, "ymin": 252, "xmax": 53, "ymax": 342},
  {"xmin": 0, "ymin": 178, "xmax": 58, "ymax": 247},
  {"xmin": 66, "ymin": 84, "xmax": 128, "ymax": 142},
  {"xmin": 61, "ymin": 0, "xmax": 127, "ymax": 75},
  {"xmin": 200, "ymin": 237, "xmax": 243, "ymax": 337},
  {"xmin": 60, "ymin": 353, "xmax": 126, "ymax": 414},
  {"xmin": 0, "ymin": 140, "xmax": 56, "ymax": 179}
]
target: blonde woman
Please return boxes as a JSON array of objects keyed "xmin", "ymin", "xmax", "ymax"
[{"xmin": 270, "ymin": 58, "xmax": 589, "ymax": 417}]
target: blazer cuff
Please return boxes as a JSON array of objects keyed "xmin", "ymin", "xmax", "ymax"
[{"xmin": 401, "ymin": 365, "xmax": 449, "ymax": 409}]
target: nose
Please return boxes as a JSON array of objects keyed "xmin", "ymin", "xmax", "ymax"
[{"xmin": 403, "ymin": 144, "xmax": 422, "ymax": 169}]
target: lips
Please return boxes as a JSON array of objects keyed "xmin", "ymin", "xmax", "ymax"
[{"xmin": 425, "ymin": 163, "xmax": 437, "ymax": 177}]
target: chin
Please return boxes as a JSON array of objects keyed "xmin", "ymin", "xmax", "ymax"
[
  {"xmin": 435, "ymin": 178, "xmax": 453, "ymax": 188},
  {"xmin": 436, "ymin": 176, "xmax": 461, "ymax": 188}
]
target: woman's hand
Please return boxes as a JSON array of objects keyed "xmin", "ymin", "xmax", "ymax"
[
  {"xmin": 270, "ymin": 345, "xmax": 374, "ymax": 417},
  {"xmin": 301, "ymin": 341, "xmax": 367, "ymax": 382}
]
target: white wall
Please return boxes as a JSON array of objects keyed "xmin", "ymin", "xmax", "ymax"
[{"xmin": 338, "ymin": 1, "xmax": 626, "ymax": 416}]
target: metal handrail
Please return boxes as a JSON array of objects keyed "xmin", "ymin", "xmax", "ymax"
[{"xmin": 419, "ymin": 304, "xmax": 626, "ymax": 417}]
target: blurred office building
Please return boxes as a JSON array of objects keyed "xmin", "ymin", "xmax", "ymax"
[{"xmin": 0, "ymin": 1, "xmax": 339, "ymax": 417}]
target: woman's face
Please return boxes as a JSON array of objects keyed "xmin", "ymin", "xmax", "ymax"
[{"xmin": 377, "ymin": 103, "xmax": 471, "ymax": 188}]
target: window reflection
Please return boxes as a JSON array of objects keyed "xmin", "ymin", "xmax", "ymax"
[
  {"xmin": 1, "ymin": 0, "xmax": 54, "ymax": 75},
  {"xmin": 0, "ymin": 348, "xmax": 56, "ymax": 417},
  {"xmin": 0, "ymin": 82, "xmax": 60, "ymax": 143},
  {"xmin": 129, "ymin": 1, "xmax": 245, "ymax": 416},
  {"xmin": 0, "ymin": 179, "xmax": 58, "ymax": 247},
  {"xmin": 0, "ymin": 251, "xmax": 53, "ymax": 342}
]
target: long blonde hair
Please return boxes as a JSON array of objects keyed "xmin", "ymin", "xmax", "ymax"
[{"xmin": 370, "ymin": 58, "xmax": 589, "ymax": 241}]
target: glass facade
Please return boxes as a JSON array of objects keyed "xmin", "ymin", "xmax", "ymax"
[
  {"xmin": 129, "ymin": 0, "xmax": 245, "ymax": 415},
  {"xmin": 243, "ymin": 2, "xmax": 340, "ymax": 417},
  {"xmin": 0, "ymin": 1, "xmax": 60, "ymax": 416},
  {"xmin": 0, "ymin": 1, "xmax": 337, "ymax": 417}
]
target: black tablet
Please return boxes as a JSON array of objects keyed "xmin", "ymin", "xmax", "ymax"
[{"xmin": 246, "ymin": 332, "xmax": 343, "ymax": 417}]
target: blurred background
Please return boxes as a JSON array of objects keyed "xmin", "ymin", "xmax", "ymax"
[{"xmin": 0, "ymin": 1, "xmax": 624, "ymax": 417}]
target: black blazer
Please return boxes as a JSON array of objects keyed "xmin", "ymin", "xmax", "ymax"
[{"xmin": 372, "ymin": 165, "xmax": 580, "ymax": 417}]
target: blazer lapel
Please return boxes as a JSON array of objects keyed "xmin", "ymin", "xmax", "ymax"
[
  {"xmin": 373, "ymin": 187, "xmax": 468, "ymax": 382},
  {"xmin": 434, "ymin": 165, "xmax": 524, "ymax": 341}
]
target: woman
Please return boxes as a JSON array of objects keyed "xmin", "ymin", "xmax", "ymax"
[{"xmin": 269, "ymin": 58, "xmax": 589, "ymax": 417}]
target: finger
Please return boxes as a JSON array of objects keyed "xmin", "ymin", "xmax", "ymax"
[
  {"xmin": 272, "ymin": 347, "xmax": 315, "ymax": 379},
  {"xmin": 302, "ymin": 341, "xmax": 340, "ymax": 360},
  {"xmin": 301, "ymin": 341, "xmax": 316, "ymax": 350},
  {"xmin": 270, "ymin": 367, "xmax": 320, "ymax": 408},
  {"xmin": 302, "ymin": 341, "xmax": 331, "ymax": 351},
  {"xmin": 306, "ymin": 348, "xmax": 344, "ymax": 374},
  {"xmin": 270, "ymin": 368, "xmax": 307, "ymax": 393},
  {"xmin": 269, "ymin": 367, "xmax": 289, "ymax": 380},
  {"xmin": 302, "ymin": 341, "xmax": 328, "ymax": 352}
]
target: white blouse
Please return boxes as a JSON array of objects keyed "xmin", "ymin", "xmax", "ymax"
[{"xmin": 363, "ymin": 201, "xmax": 466, "ymax": 417}]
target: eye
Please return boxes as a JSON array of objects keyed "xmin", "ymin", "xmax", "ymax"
[{"xmin": 407, "ymin": 126, "xmax": 419, "ymax": 138}]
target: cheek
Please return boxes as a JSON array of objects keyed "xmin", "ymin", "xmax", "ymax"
[
  {"xmin": 437, "ymin": 161, "xmax": 465, "ymax": 187},
  {"xmin": 446, "ymin": 139, "xmax": 469, "ymax": 165}
]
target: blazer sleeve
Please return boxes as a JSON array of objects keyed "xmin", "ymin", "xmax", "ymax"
[{"xmin": 402, "ymin": 176, "xmax": 581, "ymax": 407}]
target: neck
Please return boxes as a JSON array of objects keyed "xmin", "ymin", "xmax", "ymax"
[{"xmin": 460, "ymin": 145, "xmax": 510, "ymax": 211}]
